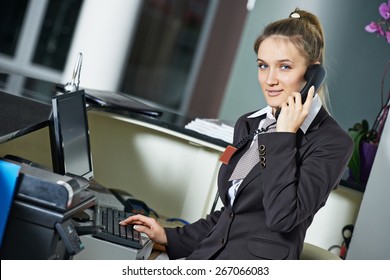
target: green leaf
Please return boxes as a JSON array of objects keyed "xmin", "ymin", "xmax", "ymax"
[{"xmin": 347, "ymin": 120, "xmax": 369, "ymax": 183}]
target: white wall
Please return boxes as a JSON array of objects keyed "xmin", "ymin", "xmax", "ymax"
[
  {"xmin": 347, "ymin": 119, "xmax": 390, "ymax": 259},
  {"xmin": 61, "ymin": 0, "xmax": 142, "ymax": 91}
]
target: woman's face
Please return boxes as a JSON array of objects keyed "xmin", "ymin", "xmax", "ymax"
[{"xmin": 257, "ymin": 36, "xmax": 307, "ymax": 113}]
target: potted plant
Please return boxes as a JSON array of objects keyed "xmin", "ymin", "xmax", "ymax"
[{"xmin": 348, "ymin": 1, "xmax": 389, "ymax": 185}]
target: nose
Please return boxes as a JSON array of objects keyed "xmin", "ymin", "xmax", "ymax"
[{"xmin": 266, "ymin": 69, "xmax": 278, "ymax": 86}]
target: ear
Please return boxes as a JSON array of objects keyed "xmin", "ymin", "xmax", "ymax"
[{"xmin": 306, "ymin": 61, "xmax": 321, "ymax": 67}]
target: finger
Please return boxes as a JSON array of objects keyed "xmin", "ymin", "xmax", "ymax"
[
  {"xmin": 286, "ymin": 95, "xmax": 295, "ymax": 105},
  {"xmin": 133, "ymin": 219, "xmax": 166, "ymax": 244},
  {"xmin": 278, "ymin": 101, "xmax": 287, "ymax": 115},
  {"xmin": 307, "ymin": 85, "xmax": 315, "ymax": 100},
  {"xmin": 293, "ymin": 91, "xmax": 302, "ymax": 105},
  {"xmin": 133, "ymin": 224, "xmax": 150, "ymax": 234},
  {"xmin": 303, "ymin": 86, "xmax": 315, "ymax": 109},
  {"xmin": 132, "ymin": 219, "xmax": 157, "ymax": 231},
  {"xmin": 119, "ymin": 214, "xmax": 146, "ymax": 225},
  {"xmin": 120, "ymin": 216, "xmax": 153, "ymax": 233}
]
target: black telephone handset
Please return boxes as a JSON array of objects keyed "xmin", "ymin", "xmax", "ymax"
[{"xmin": 275, "ymin": 64, "xmax": 327, "ymax": 119}]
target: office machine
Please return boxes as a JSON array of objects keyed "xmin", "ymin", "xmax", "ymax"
[
  {"xmin": 0, "ymin": 160, "xmax": 95, "ymax": 259},
  {"xmin": 92, "ymin": 206, "xmax": 150, "ymax": 249},
  {"xmin": 0, "ymin": 87, "xmax": 152, "ymax": 259},
  {"xmin": 49, "ymin": 89, "xmax": 152, "ymax": 259},
  {"xmin": 50, "ymin": 89, "xmax": 94, "ymax": 182},
  {"xmin": 0, "ymin": 160, "xmax": 21, "ymax": 248},
  {"xmin": 0, "ymin": 88, "xmax": 95, "ymax": 259}
]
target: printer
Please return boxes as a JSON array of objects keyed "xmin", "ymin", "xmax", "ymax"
[{"xmin": 0, "ymin": 161, "xmax": 95, "ymax": 260}]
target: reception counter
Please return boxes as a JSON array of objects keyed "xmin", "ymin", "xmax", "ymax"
[
  {"xmin": 0, "ymin": 81, "xmax": 229, "ymax": 223},
  {"xmin": 0, "ymin": 74, "xmax": 363, "ymax": 255}
]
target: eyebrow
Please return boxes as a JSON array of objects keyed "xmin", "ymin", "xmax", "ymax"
[{"xmin": 256, "ymin": 58, "xmax": 294, "ymax": 64}]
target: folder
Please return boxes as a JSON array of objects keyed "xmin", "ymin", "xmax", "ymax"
[{"xmin": 0, "ymin": 160, "xmax": 21, "ymax": 247}]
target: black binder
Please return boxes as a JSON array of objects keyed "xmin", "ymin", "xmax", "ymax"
[{"xmin": 84, "ymin": 89, "xmax": 163, "ymax": 117}]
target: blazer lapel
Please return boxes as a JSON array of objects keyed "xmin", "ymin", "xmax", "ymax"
[
  {"xmin": 233, "ymin": 107, "xmax": 329, "ymax": 202},
  {"xmin": 299, "ymin": 107, "xmax": 328, "ymax": 147},
  {"xmin": 218, "ymin": 117, "xmax": 263, "ymax": 204}
]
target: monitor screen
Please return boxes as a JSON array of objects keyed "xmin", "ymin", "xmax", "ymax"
[{"xmin": 49, "ymin": 90, "xmax": 94, "ymax": 181}]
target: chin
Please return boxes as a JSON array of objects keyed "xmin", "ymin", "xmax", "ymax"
[{"xmin": 267, "ymin": 101, "xmax": 280, "ymax": 109}]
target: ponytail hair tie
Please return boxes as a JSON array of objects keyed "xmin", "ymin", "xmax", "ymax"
[{"xmin": 290, "ymin": 12, "xmax": 301, "ymax": 19}]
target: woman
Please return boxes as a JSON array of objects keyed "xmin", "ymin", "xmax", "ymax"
[{"xmin": 120, "ymin": 8, "xmax": 353, "ymax": 259}]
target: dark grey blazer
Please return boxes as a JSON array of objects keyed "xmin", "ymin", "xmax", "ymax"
[{"xmin": 165, "ymin": 107, "xmax": 353, "ymax": 259}]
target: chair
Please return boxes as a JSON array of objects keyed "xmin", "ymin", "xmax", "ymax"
[{"xmin": 300, "ymin": 242, "xmax": 341, "ymax": 260}]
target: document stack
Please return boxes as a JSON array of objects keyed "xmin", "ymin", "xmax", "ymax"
[{"xmin": 185, "ymin": 118, "xmax": 234, "ymax": 144}]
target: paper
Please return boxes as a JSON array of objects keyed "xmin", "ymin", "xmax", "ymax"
[{"xmin": 185, "ymin": 118, "xmax": 234, "ymax": 144}]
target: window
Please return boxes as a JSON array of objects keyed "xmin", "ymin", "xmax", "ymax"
[
  {"xmin": 0, "ymin": 0, "xmax": 29, "ymax": 56},
  {"xmin": 119, "ymin": 0, "xmax": 211, "ymax": 111},
  {"xmin": 32, "ymin": 0, "xmax": 83, "ymax": 71},
  {"xmin": 1, "ymin": 0, "xmax": 246, "ymax": 118},
  {"xmin": 0, "ymin": 73, "xmax": 8, "ymax": 88},
  {"xmin": 0, "ymin": 0, "xmax": 83, "ymax": 95}
]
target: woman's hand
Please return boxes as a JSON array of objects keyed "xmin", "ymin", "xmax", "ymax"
[
  {"xmin": 120, "ymin": 214, "xmax": 168, "ymax": 246},
  {"xmin": 276, "ymin": 86, "xmax": 315, "ymax": 133}
]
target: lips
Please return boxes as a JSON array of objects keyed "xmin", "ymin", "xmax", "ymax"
[{"xmin": 266, "ymin": 89, "xmax": 283, "ymax": 97}]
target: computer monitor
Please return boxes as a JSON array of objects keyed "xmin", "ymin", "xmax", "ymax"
[{"xmin": 49, "ymin": 90, "xmax": 94, "ymax": 181}]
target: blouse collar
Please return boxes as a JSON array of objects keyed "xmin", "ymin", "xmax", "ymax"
[{"xmin": 246, "ymin": 95, "xmax": 322, "ymax": 134}]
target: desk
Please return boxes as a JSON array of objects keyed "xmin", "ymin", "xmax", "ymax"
[
  {"xmin": 73, "ymin": 235, "xmax": 153, "ymax": 260},
  {"xmin": 0, "ymin": 111, "xmax": 226, "ymax": 223},
  {"xmin": 0, "ymin": 75, "xmax": 365, "ymax": 258},
  {"xmin": 0, "ymin": 82, "xmax": 228, "ymax": 223},
  {"xmin": 0, "ymin": 90, "xmax": 51, "ymax": 144},
  {"xmin": 87, "ymin": 109, "xmax": 225, "ymax": 222}
]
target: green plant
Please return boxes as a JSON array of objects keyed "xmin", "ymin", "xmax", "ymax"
[{"xmin": 348, "ymin": 120, "xmax": 369, "ymax": 183}]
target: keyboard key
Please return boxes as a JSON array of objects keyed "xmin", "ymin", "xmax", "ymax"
[{"xmin": 92, "ymin": 206, "xmax": 147, "ymax": 249}]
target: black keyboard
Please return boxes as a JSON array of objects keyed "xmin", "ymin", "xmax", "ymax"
[{"xmin": 93, "ymin": 206, "xmax": 148, "ymax": 249}]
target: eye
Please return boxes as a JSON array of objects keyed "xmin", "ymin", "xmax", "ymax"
[
  {"xmin": 257, "ymin": 63, "xmax": 268, "ymax": 70},
  {"xmin": 280, "ymin": 64, "xmax": 292, "ymax": 70}
]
